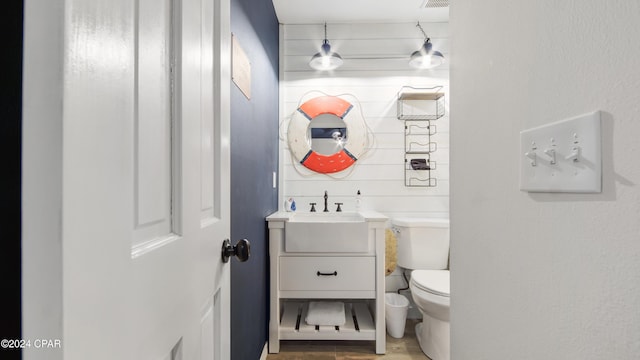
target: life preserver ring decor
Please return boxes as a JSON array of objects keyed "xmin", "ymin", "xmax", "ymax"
[{"xmin": 288, "ymin": 95, "xmax": 367, "ymax": 174}]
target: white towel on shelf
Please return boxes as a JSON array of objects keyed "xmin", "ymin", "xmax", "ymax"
[{"xmin": 305, "ymin": 301, "xmax": 346, "ymax": 326}]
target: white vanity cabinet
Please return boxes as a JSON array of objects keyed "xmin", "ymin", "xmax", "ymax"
[{"xmin": 266, "ymin": 211, "xmax": 388, "ymax": 354}]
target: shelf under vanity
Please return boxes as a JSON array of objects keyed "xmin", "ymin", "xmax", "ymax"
[{"xmin": 278, "ymin": 301, "xmax": 376, "ymax": 341}]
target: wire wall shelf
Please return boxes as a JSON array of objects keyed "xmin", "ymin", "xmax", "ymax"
[
  {"xmin": 397, "ymin": 86, "xmax": 445, "ymax": 121},
  {"xmin": 397, "ymin": 87, "xmax": 444, "ymax": 187},
  {"xmin": 404, "ymin": 154, "xmax": 437, "ymax": 187},
  {"xmin": 405, "ymin": 122, "xmax": 437, "ymax": 153}
]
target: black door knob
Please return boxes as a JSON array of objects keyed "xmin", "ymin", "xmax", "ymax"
[{"xmin": 221, "ymin": 238, "xmax": 250, "ymax": 263}]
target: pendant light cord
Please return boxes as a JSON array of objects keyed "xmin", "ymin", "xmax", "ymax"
[{"xmin": 416, "ymin": 21, "xmax": 429, "ymax": 42}]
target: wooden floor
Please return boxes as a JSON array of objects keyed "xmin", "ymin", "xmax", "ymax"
[{"xmin": 266, "ymin": 318, "xmax": 429, "ymax": 359}]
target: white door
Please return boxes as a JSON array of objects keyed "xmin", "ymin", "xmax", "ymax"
[{"xmin": 22, "ymin": 0, "xmax": 232, "ymax": 359}]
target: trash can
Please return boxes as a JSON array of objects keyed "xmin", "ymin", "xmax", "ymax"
[{"xmin": 385, "ymin": 293, "xmax": 410, "ymax": 338}]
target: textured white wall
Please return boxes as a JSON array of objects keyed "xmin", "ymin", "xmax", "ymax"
[{"xmin": 450, "ymin": 1, "xmax": 640, "ymax": 359}]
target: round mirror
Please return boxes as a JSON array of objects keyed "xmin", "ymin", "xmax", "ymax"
[
  {"xmin": 307, "ymin": 113, "xmax": 348, "ymax": 156},
  {"xmin": 288, "ymin": 95, "xmax": 367, "ymax": 174}
]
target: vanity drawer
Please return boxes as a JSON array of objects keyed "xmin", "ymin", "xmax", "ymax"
[{"xmin": 279, "ymin": 256, "xmax": 375, "ymax": 291}]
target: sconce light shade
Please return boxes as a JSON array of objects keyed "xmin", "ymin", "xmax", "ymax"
[
  {"xmin": 409, "ymin": 39, "xmax": 445, "ymax": 69},
  {"xmin": 309, "ymin": 23, "xmax": 343, "ymax": 71},
  {"xmin": 409, "ymin": 22, "xmax": 445, "ymax": 69}
]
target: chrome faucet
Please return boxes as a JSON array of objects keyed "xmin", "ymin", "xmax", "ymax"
[{"xmin": 323, "ymin": 191, "xmax": 329, "ymax": 212}]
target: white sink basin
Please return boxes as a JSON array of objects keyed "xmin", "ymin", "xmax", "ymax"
[
  {"xmin": 288, "ymin": 212, "xmax": 365, "ymax": 223},
  {"xmin": 285, "ymin": 212, "xmax": 369, "ymax": 253}
]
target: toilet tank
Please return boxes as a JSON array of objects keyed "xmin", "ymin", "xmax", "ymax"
[{"xmin": 392, "ymin": 218, "xmax": 450, "ymax": 270}]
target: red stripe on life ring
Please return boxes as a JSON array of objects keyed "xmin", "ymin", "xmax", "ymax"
[
  {"xmin": 298, "ymin": 96, "xmax": 352, "ymax": 119},
  {"xmin": 301, "ymin": 149, "xmax": 356, "ymax": 173}
]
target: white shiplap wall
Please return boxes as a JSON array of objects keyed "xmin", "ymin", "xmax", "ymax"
[{"xmin": 279, "ymin": 22, "xmax": 449, "ymax": 299}]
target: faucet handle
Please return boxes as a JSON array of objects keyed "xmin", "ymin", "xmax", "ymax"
[
  {"xmin": 335, "ymin": 202, "xmax": 343, "ymax": 212},
  {"xmin": 309, "ymin": 203, "xmax": 316, "ymax": 212}
]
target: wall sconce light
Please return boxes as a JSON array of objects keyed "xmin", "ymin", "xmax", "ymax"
[
  {"xmin": 309, "ymin": 23, "xmax": 343, "ymax": 71},
  {"xmin": 409, "ymin": 22, "xmax": 445, "ymax": 69}
]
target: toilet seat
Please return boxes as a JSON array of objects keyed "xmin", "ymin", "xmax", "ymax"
[{"xmin": 411, "ymin": 270, "xmax": 449, "ymax": 297}]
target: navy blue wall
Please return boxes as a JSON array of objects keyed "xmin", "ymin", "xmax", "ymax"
[{"xmin": 229, "ymin": 0, "xmax": 279, "ymax": 358}]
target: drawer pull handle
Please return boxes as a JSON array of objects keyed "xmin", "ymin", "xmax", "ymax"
[{"xmin": 317, "ymin": 271, "xmax": 338, "ymax": 277}]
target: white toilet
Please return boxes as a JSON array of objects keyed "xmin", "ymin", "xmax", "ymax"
[{"xmin": 392, "ymin": 218, "xmax": 450, "ymax": 360}]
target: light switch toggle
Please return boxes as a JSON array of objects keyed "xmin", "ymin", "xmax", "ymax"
[
  {"xmin": 565, "ymin": 146, "xmax": 581, "ymax": 162},
  {"xmin": 525, "ymin": 151, "xmax": 537, "ymax": 166},
  {"xmin": 544, "ymin": 148, "xmax": 556, "ymax": 164}
]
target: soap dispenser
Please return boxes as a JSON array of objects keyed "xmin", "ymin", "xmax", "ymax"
[
  {"xmin": 284, "ymin": 197, "xmax": 296, "ymax": 212},
  {"xmin": 355, "ymin": 190, "xmax": 362, "ymax": 210}
]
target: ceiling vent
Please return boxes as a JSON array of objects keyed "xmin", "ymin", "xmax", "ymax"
[{"xmin": 421, "ymin": 0, "xmax": 449, "ymax": 8}]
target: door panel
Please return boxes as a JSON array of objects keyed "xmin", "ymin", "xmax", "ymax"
[
  {"xmin": 22, "ymin": 0, "xmax": 231, "ymax": 359},
  {"xmin": 131, "ymin": 0, "xmax": 231, "ymax": 358},
  {"xmin": 200, "ymin": 0, "xmax": 216, "ymax": 224},
  {"xmin": 200, "ymin": 296, "xmax": 215, "ymax": 360},
  {"xmin": 135, "ymin": 0, "xmax": 172, "ymax": 231},
  {"xmin": 134, "ymin": 0, "xmax": 174, "ymax": 247}
]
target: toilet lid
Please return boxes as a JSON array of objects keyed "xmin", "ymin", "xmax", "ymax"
[
  {"xmin": 391, "ymin": 218, "xmax": 449, "ymax": 228},
  {"xmin": 411, "ymin": 270, "xmax": 450, "ymax": 297}
]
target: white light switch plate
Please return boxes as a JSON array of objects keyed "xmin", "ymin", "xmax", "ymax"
[{"xmin": 520, "ymin": 111, "xmax": 601, "ymax": 193}]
